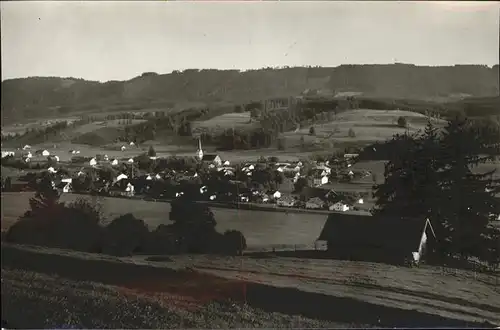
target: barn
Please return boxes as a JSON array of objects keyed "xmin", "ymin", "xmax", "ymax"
[{"xmin": 317, "ymin": 214, "xmax": 436, "ymax": 266}]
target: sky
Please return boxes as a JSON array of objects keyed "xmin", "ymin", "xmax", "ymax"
[{"xmin": 1, "ymin": 1, "xmax": 499, "ymax": 82}]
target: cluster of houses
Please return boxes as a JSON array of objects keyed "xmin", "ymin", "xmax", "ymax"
[{"xmin": 2, "ymin": 140, "xmax": 367, "ymax": 212}]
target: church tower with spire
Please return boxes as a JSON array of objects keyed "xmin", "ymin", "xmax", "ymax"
[{"xmin": 196, "ymin": 137, "xmax": 204, "ymax": 161}]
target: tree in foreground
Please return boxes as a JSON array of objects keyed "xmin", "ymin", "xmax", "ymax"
[
  {"xmin": 169, "ymin": 197, "xmax": 218, "ymax": 253},
  {"xmin": 373, "ymin": 117, "xmax": 500, "ymax": 265},
  {"xmin": 169, "ymin": 196, "xmax": 248, "ymax": 255}
]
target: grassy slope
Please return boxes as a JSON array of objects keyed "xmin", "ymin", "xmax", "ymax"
[
  {"xmin": 280, "ymin": 109, "xmax": 447, "ymax": 149},
  {"xmin": 2, "ymin": 268, "xmax": 355, "ymax": 329},
  {"xmin": 1, "ymin": 243, "xmax": 499, "ymax": 328}
]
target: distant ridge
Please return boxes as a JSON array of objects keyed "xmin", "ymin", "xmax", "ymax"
[{"xmin": 1, "ymin": 64, "xmax": 498, "ymax": 123}]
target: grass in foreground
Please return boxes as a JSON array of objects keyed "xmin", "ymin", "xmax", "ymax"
[{"xmin": 1, "ymin": 268, "xmax": 363, "ymax": 329}]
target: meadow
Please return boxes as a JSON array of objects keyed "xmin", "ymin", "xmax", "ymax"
[
  {"xmin": 1, "ymin": 192, "xmax": 327, "ymax": 250},
  {"xmin": 280, "ymin": 109, "xmax": 447, "ymax": 149},
  {"xmin": 191, "ymin": 112, "xmax": 257, "ymax": 136},
  {"xmin": 71, "ymin": 119, "xmax": 147, "ymax": 135}
]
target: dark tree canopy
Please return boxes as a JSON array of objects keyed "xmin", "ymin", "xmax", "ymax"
[{"xmin": 373, "ymin": 117, "xmax": 500, "ymax": 264}]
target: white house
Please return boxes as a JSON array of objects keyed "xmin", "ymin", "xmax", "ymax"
[
  {"xmin": 116, "ymin": 173, "xmax": 128, "ymax": 182},
  {"xmin": 223, "ymin": 160, "xmax": 230, "ymax": 166},
  {"xmin": 357, "ymin": 198, "xmax": 364, "ymax": 204},
  {"xmin": 47, "ymin": 167, "xmax": 57, "ymax": 174},
  {"xmin": 146, "ymin": 175, "xmax": 153, "ymax": 181},
  {"xmin": 104, "ymin": 154, "xmax": 109, "ymax": 161},
  {"xmin": 202, "ymin": 154, "xmax": 222, "ymax": 167},
  {"xmin": 125, "ymin": 183, "xmax": 135, "ymax": 197},
  {"xmin": 22, "ymin": 145, "xmax": 31, "ymax": 150},
  {"xmin": 330, "ymin": 202, "xmax": 350, "ymax": 212},
  {"xmin": 269, "ymin": 190, "xmax": 281, "ymax": 199},
  {"xmin": 61, "ymin": 178, "xmax": 72, "ymax": 184},
  {"xmin": 62, "ymin": 183, "xmax": 72, "ymax": 193},
  {"xmin": 155, "ymin": 173, "xmax": 162, "ymax": 180},
  {"xmin": 129, "ymin": 142, "xmax": 135, "ymax": 146},
  {"xmin": 313, "ymin": 175, "xmax": 329, "ymax": 186},
  {"xmin": 41, "ymin": 150, "xmax": 50, "ymax": 157},
  {"xmin": 1, "ymin": 151, "xmax": 15, "ymax": 158},
  {"xmin": 121, "ymin": 146, "xmax": 126, "ymax": 151},
  {"xmin": 24, "ymin": 151, "xmax": 33, "ymax": 158},
  {"xmin": 314, "ymin": 165, "xmax": 331, "ymax": 174},
  {"xmin": 127, "ymin": 158, "xmax": 134, "ymax": 163},
  {"xmin": 89, "ymin": 158, "xmax": 97, "ymax": 166},
  {"xmin": 200, "ymin": 186, "xmax": 208, "ymax": 194},
  {"xmin": 77, "ymin": 170, "xmax": 85, "ymax": 177},
  {"xmin": 111, "ymin": 159, "xmax": 119, "ymax": 166}
]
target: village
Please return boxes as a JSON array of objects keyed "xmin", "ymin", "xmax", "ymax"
[{"xmin": 1, "ymin": 139, "xmax": 372, "ymax": 214}]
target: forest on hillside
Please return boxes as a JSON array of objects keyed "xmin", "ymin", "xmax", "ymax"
[{"xmin": 1, "ymin": 64, "xmax": 498, "ymax": 124}]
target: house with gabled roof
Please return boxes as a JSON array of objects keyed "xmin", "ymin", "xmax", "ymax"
[
  {"xmin": 202, "ymin": 154, "xmax": 222, "ymax": 167},
  {"xmin": 317, "ymin": 214, "xmax": 437, "ymax": 266}
]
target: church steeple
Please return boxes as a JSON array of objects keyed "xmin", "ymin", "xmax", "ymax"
[{"xmin": 197, "ymin": 137, "xmax": 204, "ymax": 160}]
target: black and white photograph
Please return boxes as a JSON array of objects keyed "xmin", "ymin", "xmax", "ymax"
[{"xmin": 1, "ymin": 1, "xmax": 499, "ymax": 328}]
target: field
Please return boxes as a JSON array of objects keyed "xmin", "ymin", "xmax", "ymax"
[
  {"xmin": 1, "ymin": 192, "xmax": 328, "ymax": 250},
  {"xmin": 280, "ymin": 109, "xmax": 447, "ymax": 149},
  {"xmin": 2, "ymin": 243, "xmax": 499, "ymax": 328},
  {"xmin": 191, "ymin": 112, "xmax": 257, "ymax": 135},
  {"xmin": 71, "ymin": 119, "xmax": 147, "ymax": 135},
  {"xmin": 2, "ymin": 117, "xmax": 81, "ymax": 136}
]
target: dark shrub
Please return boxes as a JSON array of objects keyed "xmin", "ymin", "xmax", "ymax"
[
  {"xmin": 221, "ymin": 230, "xmax": 247, "ymax": 256},
  {"xmin": 101, "ymin": 213, "xmax": 150, "ymax": 257},
  {"xmin": 397, "ymin": 116, "xmax": 408, "ymax": 128},
  {"xmin": 5, "ymin": 196, "xmax": 102, "ymax": 252},
  {"xmin": 144, "ymin": 224, "xmax": 180, "ymax": 255}
]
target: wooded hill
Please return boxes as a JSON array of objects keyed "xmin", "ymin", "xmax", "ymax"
[{"xmin": 2, "ymin": 64, "xmax": 498, "ymax": 124}]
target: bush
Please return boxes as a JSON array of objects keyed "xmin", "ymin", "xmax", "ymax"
[
  {"xmin": 348, "ymin": 128, "xmax": 356, "ymax": 138},
  {"xmin": 5, "ymin": 196, "xmax": 103, "ymax": 252},
  {"xmin": 221, "ymin": 230, "xmax": 247, "ymax": 256},
  {"xmin": 101, "ymin": 213, "xmax": 150, "ymax": 256},
  {"xmin": 144, "ymin": 224, "xmax": 181, "ymax": 255},
  {"xmin": 309, "ymin": 126, "xmax": 316, "ymax": 136},
  {"xmin": 397, "ymin": 116, "xmax": 408, "ymax": 128}
]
